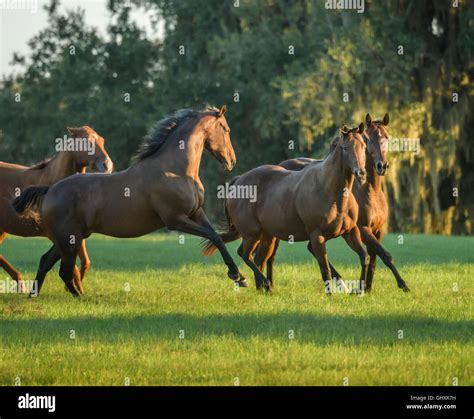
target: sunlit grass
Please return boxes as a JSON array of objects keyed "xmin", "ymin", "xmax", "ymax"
[{"xmin": 0, "ymin": 233, "xmax": 472, "ymax": 385}]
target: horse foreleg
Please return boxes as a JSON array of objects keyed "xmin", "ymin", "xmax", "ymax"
[
  {"xmin": 360, "ymin": 226, "xmax": 409, "ymax": 292},
  {"xmin": 306, "ymin": 242, "xmax": 343, "ymax": 281},
  {"xmin": 342, "ymin": 227, "xmax": 369, "ymax": 294},
  {"xmin": 366, "ymin": 250, "xmax": 377, "ymax": 291},
  {"xmin": 167, "ymin": 209, "xmax": 249, "ymax": 287},
  {"xmin": 309, "ymin": 232, "xmax": 334, "ymax": 294},
  {"xmin": 0, "ymin": 233, "xmax": 24, "ymax": 292}
]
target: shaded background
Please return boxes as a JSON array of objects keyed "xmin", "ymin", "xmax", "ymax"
[{"xmin": 0, "ymin": 0, "xmax": 472, "ymax": 234}]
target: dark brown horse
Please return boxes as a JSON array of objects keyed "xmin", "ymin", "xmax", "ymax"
[
  {"xmin": 252, "ymin": 113, "xmax": 409, "ymax": 292},
  {"xmin": 13, "ymin": 106, "xmax": 247, "ymax": 297},
  {"xmin": 204, "ymin": 124, "xmax": 369, "ymax": 294},
  {"xmin": 0, "ymin": 127, "xmax": 113, "ymax": 293}
]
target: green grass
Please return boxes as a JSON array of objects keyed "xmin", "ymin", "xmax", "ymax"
[{"xmin": 0, "ymin": 233, "xmax": 472, "ymax": 386}]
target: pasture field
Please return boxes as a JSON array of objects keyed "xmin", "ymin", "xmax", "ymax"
[{"xmin": 0, "ymin": 233, "xmax": 472, "ymax": 386}]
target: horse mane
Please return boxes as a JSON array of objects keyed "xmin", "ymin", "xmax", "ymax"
[
  {"xmin": 28, "ymin": 158, "xmax": 53, "ymax": 170},
  {"xmin": 134, "ymin": 106, "xmax": 219, "ymax": 161}
]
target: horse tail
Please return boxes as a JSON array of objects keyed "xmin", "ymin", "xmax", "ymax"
[
  {"xmin": 11, "ymin": 186, "xmax": 49, "ymax": 220},
  {"xmin": 202, "ymin": 176, "xmax": 241, "ymax": 256}
]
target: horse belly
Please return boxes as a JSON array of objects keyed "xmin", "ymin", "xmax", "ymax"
[
  {"xmin": 259, "ymin": 207, "xmax": 307, "ymax": 242},
  {"xmin": 93, "ymin": 204, "xmax": 164, "ymax": 238}
]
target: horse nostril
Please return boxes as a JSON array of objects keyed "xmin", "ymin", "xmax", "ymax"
[
  {"xmin": 361, "ymin": 169, "xmax": 367, "ymax": 176},
  {"xmin": 384, "ymin": 162, "xmax": 390, "ymax": 170},
  {"xmin": 376, "ymin": 162, "xmax": 383, "ymax": 171}
]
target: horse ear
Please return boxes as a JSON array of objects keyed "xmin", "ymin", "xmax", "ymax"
[
  {"xmin": 340, "ymin": 125, "xmax": 349, "ymax": 135},
  {"xmin": 218, "ymin": 105, "xmax": 227, "ymax": 117},
  {"xmin": 365, "ymin": 113, "xmax": 372, "ymax": 127},
  {"xmin": 67, "ymin": 127, "xmax": 77, "ymax": 136},
  {"xmin": 382, "ymin": 113, "xmax": 390, "ymax": 126},
  {"xmin": 358, "ymin": 122, "xmax": 365, "ymax": 134}
]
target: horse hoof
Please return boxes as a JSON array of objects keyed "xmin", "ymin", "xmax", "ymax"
[
  {"xmin": 236, "ymin": 278, "xmax": 250, "ymax": 288},
  {"xmin": 17, "ymin": 280, "xmax": 26, "ymax": 294},
  {"xmin": 227, "ymin": 271, "xmax": 241, "ymax": 281},
  {"xmin": 402, "ymin": 285, "xmax": 410, "ymax": 292},
  {"xmin": 28, "ymin": 292, "xmax": 38, "ymax": 299}
]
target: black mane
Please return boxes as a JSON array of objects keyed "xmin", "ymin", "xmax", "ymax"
[
  {"xmin": 134, "ymin": 106, "xmax": 219, "ymax": 161},
  {"xmin": 28, "ymin": 158, "xmax": 53, "ymax": 170}
]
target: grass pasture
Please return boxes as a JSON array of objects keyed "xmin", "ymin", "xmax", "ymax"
[{"xmin": 0, "ymin": 233, "xmax": 472, "ymax": 386}]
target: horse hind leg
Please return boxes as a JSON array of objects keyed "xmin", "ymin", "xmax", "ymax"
[
  {"xmin": 255, "ymin": 237, "xmax": 278, "ymax": 287},
  {"xmin": 52, "ymin": 231, "xmax": 83, "ymax": 297},
  {"xmin": 72, "ymin": 266, "xmax": 84, "ymax": 295},
  {"xmin": 58, "ymin": 248, "xmax": 82, "ymax": 298},
  {"xmin": 266, "ymin": 239, "xmax": 281, "ymax": 287},
  {"xmin": 30, "ymin": 245, "xmax": 61, "ymax": 297},
  {"xmin": 72, "ymin": 240, "xmax": 90, "ymax": 295},
  {"xmin": 77, "ymin": 240, "xmax": 91, "ymax": 282},
  {"xmin": 254, "ymin": 237, "xmax": 274, "ymax": 269},
  {"xmin": 237, "ymin": 238, "xmax": 272, "ymax": 292}
]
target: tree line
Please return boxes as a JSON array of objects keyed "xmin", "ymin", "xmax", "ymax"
[{"xmin": 0, "ymin": 0, "xmax": 472, "ymax": 234}]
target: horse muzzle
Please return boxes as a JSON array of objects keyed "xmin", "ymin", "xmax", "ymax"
[
  {"xmin": 376, "ymin": 161, "xmax": 389, "ymax": 176},
  {"xmin": 354, "ymin": 168, "xmax": 367, "ymax": 185},
  {"xmin": 92, "ymin": 158, "xmax": 114, "ymax": 173},
  {"xmin": 222, "ymin": 158, "xmax": 236, "ymax": 171}
]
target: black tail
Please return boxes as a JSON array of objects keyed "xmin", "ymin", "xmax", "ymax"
[
  {"xmin": 11, "ymin": 186, "xmax": 49, "ymax": 216},
  {"xmin": 202, "ymin": 176, "xmax": 241, "ymax": 256}
]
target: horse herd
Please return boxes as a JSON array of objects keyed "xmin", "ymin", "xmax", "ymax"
[{"xmin": 0, "ymin": 105, "xmax": 409, "ymax": 298}]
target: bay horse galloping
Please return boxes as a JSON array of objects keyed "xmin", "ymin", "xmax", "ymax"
[
  {"xmin": 204, "ymin": 124, "xmax": 369, "ymax": 294},
  {"xmin": 13, "ymin": 106, "xmax": 247, "ymax": 297},
  {"xmin": 255, "ymin": 113, "xmax": 409, "ymax": 292},
  {"xmin": 0, "ymin": 127, "xmax": 113, "ymax": 293}
]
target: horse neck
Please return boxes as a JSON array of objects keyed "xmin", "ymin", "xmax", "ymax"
[
  {"xmin": 156, "ymin": 123, "xmax": 206, "ymax": 179},
  {"xmin": 309, "ymin": 147, "xmax": 355, "ymax": 204},
  {"xmin": 365, "ymin": 152, "xmax": 382, "ymax": 192},
  {"xmin": 33, "ymin": 152, "xmax": 79, "ymax": 184}
]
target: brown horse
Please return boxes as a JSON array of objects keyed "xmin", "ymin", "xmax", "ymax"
[
  {"xmin": 12, "ymin": 106, "xmax": 247, "ymax": 297},
  {"xmin": 0, "ymin": 127, "xmax": 113, "ymax": 293},
  {"xmin": 253, "ymin": 113, "xmax": 409, "ymax": 292},
  {"xmin": 204, "ymin": 123, "xmax": 369, "ymax": 294}
]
